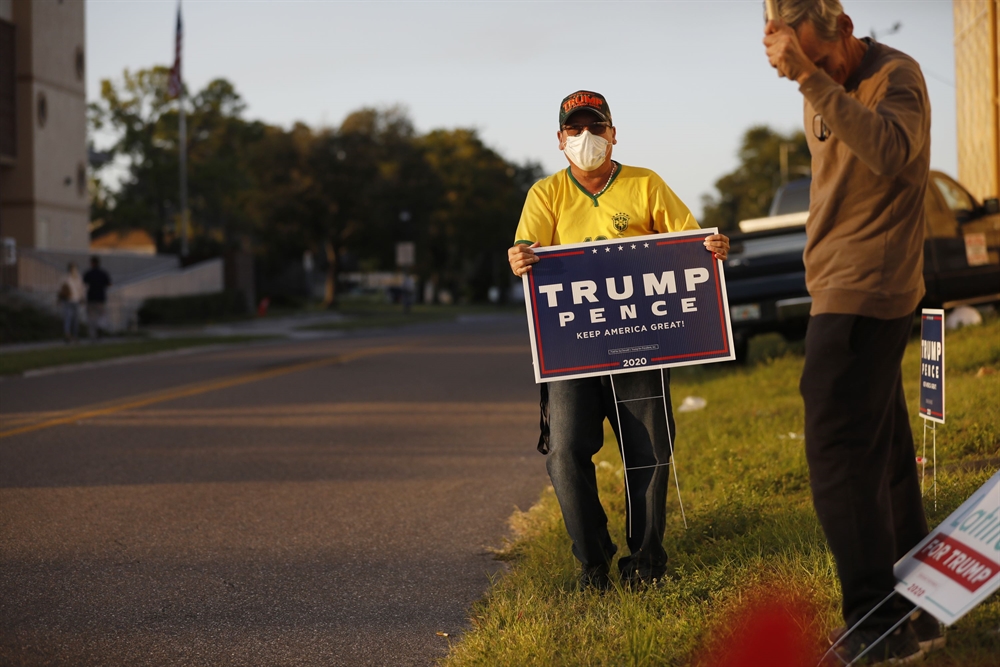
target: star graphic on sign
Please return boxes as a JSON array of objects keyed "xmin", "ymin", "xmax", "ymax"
[
  {"xmin": 643, "ymin": 243, "xmax": 649, "ymax": 248},
  {"xmin": 592, "ymin": 249, "xmax": 598, "ymax": 254},
  {"xmin": 605, "ymin": 247, "xmax": 611, "ymax": 252},
  {"xmin": 617, "ymin": 245, "xmax": 623, "ymax": 251},
  {"xmin": 630, "ymin": 244, "xmax": 636, "ymax": 249}
]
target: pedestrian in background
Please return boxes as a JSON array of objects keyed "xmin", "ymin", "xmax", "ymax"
[
  {"xmin": 764, "ymin": 0, "xmax": 939, "ymax": 664},
  {"xmin": 83, "ymin": 255, "xmax": 112, "ymax": 341},
  {"xmin": 57, "ymin": 262, "xmax": 85, "ymax": 343}
]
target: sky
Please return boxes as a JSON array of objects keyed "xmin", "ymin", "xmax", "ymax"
[{"xmin": 86, "ymin": 0, "xmax": 958, "ymax": 219}]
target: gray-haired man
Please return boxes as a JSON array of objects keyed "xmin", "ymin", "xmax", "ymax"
[{"xmin": 764, "ymin": 1, "xmax": 940, "ymax": 664}]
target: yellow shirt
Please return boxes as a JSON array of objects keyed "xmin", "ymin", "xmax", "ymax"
[{"xmin": 514, "ymin": 163, "xmax": 700, "ymax": 246}]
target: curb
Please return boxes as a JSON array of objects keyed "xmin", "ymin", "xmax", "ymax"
[{"xmin": 20, "ymin": 344, "xmax": 235, "ymax": 378}]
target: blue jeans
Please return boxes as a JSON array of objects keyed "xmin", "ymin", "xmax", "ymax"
[
  {"xmin": 61, "ymin": 302, "xmax": 80, "ymax": 340},
  {"xmin": 545, "ymin": 369, "xmax": 676, "ymax": 579}
]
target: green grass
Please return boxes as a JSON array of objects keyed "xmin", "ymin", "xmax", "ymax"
[
  {"xmin": 0, "ymin": 336, "xmax": 270, "ymax": 376},
  {"xmin": 297, "ymin": 302, "xmax": 522, "ymax": 332},
  {"xmin": 442, "ymin": 319, "xmax": 1000, "ymax": 666}
]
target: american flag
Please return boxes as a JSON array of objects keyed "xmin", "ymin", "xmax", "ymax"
[{"xmin": 167, "ymin": 5, "xmax": 183, "ymax": 98}]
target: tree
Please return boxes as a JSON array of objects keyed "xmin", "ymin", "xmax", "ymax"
[
  {"xmin": 89, "ymin": 72, "xmax": 541, "ymax": 305},
  {"xmin": 250, "ymin": 110, "xmax": 539, "ymax": 306},
  {"xmin": 419, "ymin": 128, "xmax": 541, "ymax": 301},
  {"xmin": 700, "ymin": 126, "xmax": 811, "ymax": 231},
  {"xmin": 315, "ymin": 107, "xmax": 432, "ymax": 305},
  {"xmin": 89, "ymin": 68, "xmax": 263, "ymax": 258},
  {"xmin": 250, "ymin": 107, "xmax": 434, "ymax": 305},
  {"xmin": 88, "ymin": 67, "xmax": 179, "ymax": 244},
  {"xmin": 186, "ymin": 79, "xmax": 266, "ymax": 255},
  {"xmin": 240, "ymin": 122, "xmax": 317, "ymax": 286}
]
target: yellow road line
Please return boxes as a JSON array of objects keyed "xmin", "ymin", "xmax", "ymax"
[{"xmin": 0, "ymin": 345, "xmax": 406, "ymax": 440}]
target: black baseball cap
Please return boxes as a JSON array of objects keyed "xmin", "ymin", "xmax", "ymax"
[{"xmin": 559, "ymin": 90, "xmax": 612, "ymax": 126}]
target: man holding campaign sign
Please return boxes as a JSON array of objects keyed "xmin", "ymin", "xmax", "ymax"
[
  {"xmin": 764, "ymin": 0, "xmax": 939, "ymax": 663},
  {"xmin": 507, "ymin": 90, "xmax": 729, "ymax": 591}
]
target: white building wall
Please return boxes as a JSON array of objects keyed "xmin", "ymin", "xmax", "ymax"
[
  {"xmin": 0, "ymin": 0, "xmax": 89, "ymax": 252},
  {"xmin": 107, "ymin": 258, "xmax": 225, "ymax": 331},
  {"xmin": 14, "ymin": 250, "xmax": 224, "ymax": 332}
]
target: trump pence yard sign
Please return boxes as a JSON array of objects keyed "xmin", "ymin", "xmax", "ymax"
[
  {"xmin": 521, "ymin": 229, "xmax": 735, "ymax": 383},
  {"xmin": 919, "ymin": 308, "xmax": 945, "ymax": 423},
  {"xmin": 895, "ymin": 471, "xmax": 1000, "ymax": 625}
]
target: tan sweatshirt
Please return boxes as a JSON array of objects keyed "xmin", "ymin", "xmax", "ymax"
[{"xmin": 800, "ymin": 39, "xmax": 930, "ymax": 319}]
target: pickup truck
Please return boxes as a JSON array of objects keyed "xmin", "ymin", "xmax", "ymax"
[{"xmin": 723, "ymin": 171, "xmax": 1000, "ymax": 360}]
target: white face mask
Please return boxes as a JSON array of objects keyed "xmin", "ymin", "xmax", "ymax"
[{"xmin": 563, "ymin": 130, "xmax": 610, "ymax": 172}]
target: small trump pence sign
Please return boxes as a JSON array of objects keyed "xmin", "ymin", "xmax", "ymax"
[
  {"xmin": 521, "ymin": 229, "xmax": 735, "ymax": 383},
  {"xmin": 919, "ymin": 308, "xmax": 945, "ymax": 423},
  {"xmin": 894, "ymin": 471, "xmax": 1000, "ymax": 625}
]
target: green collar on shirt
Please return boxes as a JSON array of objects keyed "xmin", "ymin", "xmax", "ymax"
[{"xmin": 567, "ymin": 162, "xmax": 621, "ymax": 208}]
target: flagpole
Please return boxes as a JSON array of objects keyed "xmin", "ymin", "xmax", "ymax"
[
  {"xmin": 176, "ymin": 0, "xmax": 188, "ymax": 260},
  {"xmin": 179, "ymin": 86, "xmax": 188, "ymax": 259}
]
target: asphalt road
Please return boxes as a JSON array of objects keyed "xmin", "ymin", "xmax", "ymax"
[{"xmin": 0, "ymin": 315, "xmax": 549, "ymax": 666}]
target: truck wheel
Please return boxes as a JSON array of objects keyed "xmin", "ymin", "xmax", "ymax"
[{"xmin": 733, "ymin": 332, "xmax": 749, "ymax": 364}]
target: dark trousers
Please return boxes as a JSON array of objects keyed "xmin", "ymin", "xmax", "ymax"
[
  {"xmin": 545, "ymin": 369, "xmax": 676, "ymax": 579},
  {"xmin": 800, "ymin": 313, "xmax": 928, "ymax": 628}
]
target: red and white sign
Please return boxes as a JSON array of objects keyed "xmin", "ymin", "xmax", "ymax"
[
  {"xmin": 911, "ymin": 534, "xmax": 996, "ymax": 592},
  {"xmin": 895, "ymin": 471, "xmax": 1000, "ymax": 625},
  {"xmin": 964, "ymin": 232, "xmax": 989, "ymax": 267}
]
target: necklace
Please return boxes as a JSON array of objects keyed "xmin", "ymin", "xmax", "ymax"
[{"xmin": 594, "ymin": 161, "xmax": 618, "ymax": 196}]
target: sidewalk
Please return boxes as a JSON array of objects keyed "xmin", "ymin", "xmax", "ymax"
[
  {"xmin": 2, "ymin": 308, "xmax": 523, "ymax": 357},
  {"xmin": 145, "ymin": 311, "xmax": 347, "ymax": 339},
  {"xmin": 0, "ymin": 312, "xmax": 347, "ymax": 355},
  {"xmin": 0, "ymin": 337, "xmax": 137, "ymax": 355}
]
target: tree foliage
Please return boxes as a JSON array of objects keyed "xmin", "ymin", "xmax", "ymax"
[
  {"xmin": 89, "ymin": 69, "xmax": 264, "ymax": 259},
  {"xmin": 89, "ymin": 69, "xmax": 541, "ymax": 303},
  {"xmin": 89, "ymin": 66, "xmax": 178, "ymax": 242},
  {"xmin": 700, "ymin": 125, "xmax": 811, "ymax": 231},
  {"xmin": 419, "ymin": 128, "xmax": 541, "ymax": 301}
]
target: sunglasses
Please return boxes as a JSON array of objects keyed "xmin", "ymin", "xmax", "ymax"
[{"xmin": 560, "ymin": 122, "xmax": 611, "ymax": 137}]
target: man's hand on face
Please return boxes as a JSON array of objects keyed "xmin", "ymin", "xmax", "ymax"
[
  {"xmin": 508, "ymin": 242, "xmax": 540, "ymax": 277},
  {"xmin": 764, "ymin": 20, "xmax": 818, "ymax": 85}
]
